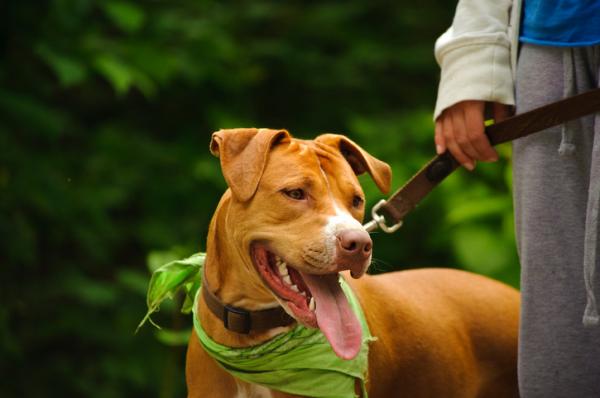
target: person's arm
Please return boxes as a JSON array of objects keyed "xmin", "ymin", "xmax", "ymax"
[{"xmin": 434, "ymin": 0, "xmax": 515, "ymax": 170}]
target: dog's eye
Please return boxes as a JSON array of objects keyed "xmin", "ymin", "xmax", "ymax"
[
  {"xmin": 352, "ymin": 195, "xmax": 364, "ymax": 208},
  {"xmin": 283, "ymin": 188, "xmax": 306, "ymax": 200}
]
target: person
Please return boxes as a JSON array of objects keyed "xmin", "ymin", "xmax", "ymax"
[{"xmin": 433, "ymin": 1, "xmax": 600, "ymax": 396}]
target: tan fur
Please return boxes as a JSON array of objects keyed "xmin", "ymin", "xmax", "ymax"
[{"xmin": 186, "ymin": 129, "xmax": 519, "ymax": 398}]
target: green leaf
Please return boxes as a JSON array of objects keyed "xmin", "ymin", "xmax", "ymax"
[
  {"xmin": 36, "ymin": 45, "xmax": 87, "ymax": 87},
  {"xmin": 116, "ymin": 269, "xmax": 150, "ymax": 297},
  {"xmin": 93, "ymin": 55, "xmax": 134, "ymax": 95},
  {"xmin": 102, "ymin": 1, "xmax": 145, "ymax": 33},
  {"xmin": 154, "ymin": 328, "xmax": 192, "ymax": 347},
  {"xmin": 147, "ymin": 249, "xmax": 187, "ymax": 273},
  {"xmin": 0, "ymin": 89, "xmax": 67, "ymax": 137},
  {"xmin": 452, "ymin": 226, "xmax": 512, "ymax": 276},
  {"xmin": 93, "ymin": 54, "xmax": 156, "ymax": 97},
  {"xmin": 181, "ymin": 279, "xmax": 201, "ymax": 314},
  {"xmin": 446, "ymin": 196, "xmax": 511, "ymax": 225},
  {"xmin": 137, "ymin": 253, "xmax": 205, "ymax": 331},
  {"xmin": 62, "ymin": 273, "xmax": 120, "ymax": 307}
]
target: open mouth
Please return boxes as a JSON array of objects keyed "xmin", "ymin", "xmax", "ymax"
[{"xmin": 252, "ymin": 244, "xmax": 362, "ymax": 360}]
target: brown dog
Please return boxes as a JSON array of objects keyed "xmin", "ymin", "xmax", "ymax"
[{"xmin": 186, "ymin": 128, "xmax": 519, "ymax": 398}]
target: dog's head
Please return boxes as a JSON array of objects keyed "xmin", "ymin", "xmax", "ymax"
[{"xmin": 210, "ymin": 128, "xmax": 391, "ymax": 359}]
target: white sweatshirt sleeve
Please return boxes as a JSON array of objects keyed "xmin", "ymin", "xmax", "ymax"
[{"xmin": 433, "ymin": 0, "xmax": 516, "ymax": 120}]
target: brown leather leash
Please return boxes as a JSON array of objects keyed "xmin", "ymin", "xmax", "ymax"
[{"xmin": 364, "ymin": 87, "xmax": 600, "ymax": 233}]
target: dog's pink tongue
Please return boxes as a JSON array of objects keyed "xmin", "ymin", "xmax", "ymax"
[{"xmin": 301, "ymin": 273, "xmax": 362, "ymax": 360}]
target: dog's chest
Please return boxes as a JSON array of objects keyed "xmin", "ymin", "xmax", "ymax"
[{"xmin": 235, "ymin": 380, "xmax": 273, "ymax": 398}]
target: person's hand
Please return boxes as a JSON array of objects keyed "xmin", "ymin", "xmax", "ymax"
[{"xmin": 434, "ymin": 101, "xmax": 509, "ymax": 170}]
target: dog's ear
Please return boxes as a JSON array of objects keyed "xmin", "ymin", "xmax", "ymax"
[
  {"xmin": 315, "ymin": 134, "xmax": 391, "ymax": 194},
  {"xmin": 210, "ymin": 128, "xmax": 291, "ymax": 201}
]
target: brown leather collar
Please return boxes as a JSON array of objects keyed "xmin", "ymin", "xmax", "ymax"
[{"xmin": 201, "ymin": 271, "xmax": 295, "ymax": 334}]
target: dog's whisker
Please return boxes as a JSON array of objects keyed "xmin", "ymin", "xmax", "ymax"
[{"xmin": 367, "ymin": 257, "xmax": 393, "ymax": 274}]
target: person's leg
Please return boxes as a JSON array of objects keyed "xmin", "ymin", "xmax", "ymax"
[{"xmin": 513, "ymin": 43, "xmax": 600, "ymax": 398}]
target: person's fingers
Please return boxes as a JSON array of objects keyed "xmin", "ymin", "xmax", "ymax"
[
  {"xmin": 434, "ymin": 119, "xmax": 446, "ymax": 155},
  {"xmin": 442, "ymin": 112, "xmax": 474, "ymax": 170},
  {"xmin": 493, "ymin": 102, "xmax": 510, "ymax": 122},
  {"xmin": 450, "ymin": 105, "xmax": 480, "ymax": 161},
  {"xmin": 435, "ymin": 100, "xmax": 509, "ymax": 168},
  {"xmin": 464, "ymin": 101, "xmax": 498, "ymax": 162}
]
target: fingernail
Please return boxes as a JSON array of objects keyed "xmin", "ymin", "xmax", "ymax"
[
  {"xmin": 464, "ymin": 162, "xmax": 475, "ymax": 171},
  {"xmin": 436, "ymin": 145, "xmax": 444, "ymax": 154}
]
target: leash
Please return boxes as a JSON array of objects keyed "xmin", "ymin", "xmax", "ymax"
[{"xmin": 364, "ymin": 87, "xmax": 600, "ymax": 233}]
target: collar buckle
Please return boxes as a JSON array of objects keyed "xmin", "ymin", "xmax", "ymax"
[{"xmin": 223, "ymin": 305, "xmax": 252, "ymax": 334}]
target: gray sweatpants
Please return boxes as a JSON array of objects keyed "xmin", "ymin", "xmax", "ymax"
[{"xmin": 513, "ymin": 44, "xmax": 600, "ymax": 397}]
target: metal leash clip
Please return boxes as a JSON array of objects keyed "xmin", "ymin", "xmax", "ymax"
[{"xmin": 363, "ymin": 199, "xmax": 403, "ymax": 233}]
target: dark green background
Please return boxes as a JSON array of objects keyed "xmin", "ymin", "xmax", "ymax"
[{"xmin": 0, "ymin": 1, "xmax": 518, "ymax": 397}]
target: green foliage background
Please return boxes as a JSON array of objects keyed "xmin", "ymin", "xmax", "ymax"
[{"xmin": 0, "ymin": 1, "xmax": 519, "ymax": 397}]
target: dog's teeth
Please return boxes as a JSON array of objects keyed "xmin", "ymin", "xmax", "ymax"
[
  {"xmin": 309, "ymin": 297, "xmax": 316, "ymax": 311},
  {"xmin": 278, "ymin": 263, "xmax": 288, "ymax": 276},
  {"xmin": 282, "ymin": 275, "xmax": 292, "ymax": 285},
  {"xmin": 290, "ymin": 285, "xmax": 299, "ymax": 292}
]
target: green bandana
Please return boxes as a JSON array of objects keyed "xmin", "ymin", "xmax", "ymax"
[{"xmin": 140, "ymin": 253, "xmax": 373, "ymax": 398}]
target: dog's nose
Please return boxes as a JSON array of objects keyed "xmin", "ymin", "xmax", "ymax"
[{"xmin": 336, "ymin": 230, "xmax": 372, "ymax": 258}]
